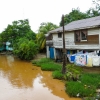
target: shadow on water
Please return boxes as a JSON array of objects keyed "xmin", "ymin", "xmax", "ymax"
[{"xmin": 0, "ymin": 55, "xmax": 81, "ymax": 100}]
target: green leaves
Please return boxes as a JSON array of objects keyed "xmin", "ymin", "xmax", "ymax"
[
  {"xmin": 13, "ymin": 38, "xmax": 39, "ymax": 60},
  {"xmin": 60, "ymin": 8, "xmax": 88, "ymax": 26},
  {"xmin": 60, "ymin": 0, "xmax": 100, "ymax": 26},
  {"xmin": 37, "ymin": 22, "xmax": 58, "ymax": 50},
  {"xmin": 0, "ymin": 19, "xmax": 38, "ymax": 60}
]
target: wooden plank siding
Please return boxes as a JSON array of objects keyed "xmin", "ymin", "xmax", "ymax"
[{"xmin": 75, "ymin": 34, "xmax": 99, "ymax": 45}]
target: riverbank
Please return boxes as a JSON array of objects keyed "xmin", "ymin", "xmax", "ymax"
[
  {"xmin": 34, "ymin": 53, "xmax": 46, "ymax": 60},
  {"xmin": 0, "ymin": 55, "xmax": 81, "ymax": 100},
  {"xmin": 32, "ymin": 57, "xmax": 100, "ymax": 99},
  {"xmin": 0, "ymin": 51, "xmax": 13, "ymax": 55},
  {"xmin": 34, "ymin": 54, "xmax": 100, "ymax": 73}
]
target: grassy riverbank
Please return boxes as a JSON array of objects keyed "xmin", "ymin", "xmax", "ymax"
[{"xmin": 32, "ymin": 58, "xmax": 100, "ymax": 100}]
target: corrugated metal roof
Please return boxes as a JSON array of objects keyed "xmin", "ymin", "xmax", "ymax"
[{"xmin": 49, "ymin": 16, "xmax": 100, "ymax": 34}]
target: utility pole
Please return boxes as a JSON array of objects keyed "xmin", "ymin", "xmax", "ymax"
[{"xmin": 62, "ymin": 15, "xmax": 66, "ymax": 74}]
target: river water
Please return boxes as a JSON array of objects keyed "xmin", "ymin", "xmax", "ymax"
[{"xmin": 0, "ymin": 55, "xmax": 81, "ymax": 100}]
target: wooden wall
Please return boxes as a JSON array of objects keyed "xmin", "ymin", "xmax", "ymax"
[{"xmin": 75, "ymin": 34, "xmax": 99, "ymax": 45}]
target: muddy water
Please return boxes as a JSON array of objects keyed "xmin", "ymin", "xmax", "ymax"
[{"xmin": 0, "ymin": 55, "xmax": 81, "ymax": 100}]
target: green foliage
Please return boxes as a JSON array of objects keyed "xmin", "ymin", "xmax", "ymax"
[
  {"xmin": 13, "ymin": 38, "xmax": 39, "ymax": 60},
  {"xmin": 65, "ymin": 81, "xmax": 96, "ymax": 98},
  {"xmin": 60, "ymin": 8, "xmax": 88, "ymax": 26},
  {"xmin": 65, "ymin": 73, "xmax": 100, "ymax": 98},
  {"xmin": 0, "ymin": 19, "xmax": 38, "ymax": 60},
  {"xmin": 86, "ymin": 8, "xmax": 100, "ymax": 17},
  {"xmin": 0, "ymin": 19, "xmax": 36, "ymax": 44},
  {"xmin": 52, "ymin": 71, "xmax": 63, "ymax": 80},
  {"xmin": 32, "ymin": 58, "xmax": 62, "ymax": 71},
  {"xmin": 80, "ymin": 73, "xmax": 100, "ymax": 88},
  {"xmin": 64, "ymin": 64, "xmax": 82, "ymax": 81},
  {"xmin": 60, "ymin": 2, "xmax": 100, "ymax": 26},
  {"xmin": 41, "ymin": 62, "xmax": 62, "ymax": 71},
  {"xmin": 37, "ymin": 22, "xmax": 58, "ymax": 51}
]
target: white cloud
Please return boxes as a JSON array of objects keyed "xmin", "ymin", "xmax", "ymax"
[{"xmin": 0, "ymin": 0, "xmax": 94, "ymax": 33}]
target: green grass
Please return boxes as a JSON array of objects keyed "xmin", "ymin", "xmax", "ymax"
[
  {"xmin": 32, "ymin": 58, "xmax": 53, "ymax": 67},
  {"xmin": 52, "ymin": 71, "xmax": 63, "ymax": 79},
  {"xmin": 80, "ymin": 73, "xmax": 100, "ymax": 88},
  {"xmin": 32, "ymin": 59, "xmax": 100, "ymax": 98},
  {"xmin": 32, "ymin": 58, "xmax": 62, "ymax": 71},
  {"xmin": 65, "ymin": 73, "xmax": 100, "ymax": 98},
  {"xmin": 65, "ymin": 81, "xmax": 96, "ymax": 97},
  {"xmin": 41, "ymin": 62, "xmax": 62, "ymax": 71}
]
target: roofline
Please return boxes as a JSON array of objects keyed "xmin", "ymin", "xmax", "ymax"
[{"xmin": 48, "ymin": 25, "xmax": 100, "ymax": 34}]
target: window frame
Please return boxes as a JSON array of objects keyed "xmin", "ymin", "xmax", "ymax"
[
  {"xmin": 80, "ymin": 30, "xmax": 87, "ymax": 41},
  {"xmin": 74, "ymin": 30, "xmax": 87, "ymax": 42},
  {"xmin": 58, "ymin": 32, "xmax": 62, "ymax": 38}
]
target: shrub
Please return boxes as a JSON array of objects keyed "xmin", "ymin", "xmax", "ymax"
[
  {"xmin": 64, "ymin": 64, "xmax": 83, "ymax": 81},
  {"xmin": 52, "ymin": 71, "xmax": 63, "ymax": 80},
  {"xmin": 14, "ymin": 38, "xmax": 39, "ymax": 60}
]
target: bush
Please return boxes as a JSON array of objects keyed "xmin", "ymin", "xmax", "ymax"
[
  {"xmin": 14, "ymin": 38, "xmax": 39, "ymax": 60},
  {"xmin": 65, "ymin": 81, "xmax": 96, "ymax": 98},
  {"xmin": 41, "ymin": 62, "xmax": 62, "ymax": 71},
  {"xmin": 52, "ymin": 71, "xmax": 63, "ymax": 80},
  {"xmin": 64, "ymin": 64, "xmax": 83, "ymax": 81}
]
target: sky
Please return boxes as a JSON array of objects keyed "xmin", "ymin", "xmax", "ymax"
[{"xmin": 0, "ymin": 0, "xmax": 96, "ymax": 33}]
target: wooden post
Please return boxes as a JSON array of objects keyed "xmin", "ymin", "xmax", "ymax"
[{"xmin": 62, "ymin": 15, "xmax": 66, "ymax": 74}]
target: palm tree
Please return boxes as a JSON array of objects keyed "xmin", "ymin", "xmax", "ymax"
[{"xmin": 37, "ymin": 22, "xmax": 58, "ymax": 51}]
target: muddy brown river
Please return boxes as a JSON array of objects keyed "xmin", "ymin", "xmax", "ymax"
[{"xmin": 0, "ymin": 55, "xmax": 81, "ymax": 100}]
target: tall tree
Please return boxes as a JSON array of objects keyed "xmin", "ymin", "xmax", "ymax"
[
  {"xmin": 37, "ymin": 22, "xmax": 58, "ymax": 51},
  {"xmin": 86, "ymin": 0, "xmax": 100, "ymax": 17},
  {"xmin": 0, "ymin": 19, "xmax": 38, "ymax": 60},
  {"xmin": 93, "ymin": 0, "xmax": 100, "ymax": 10},
  {"xmin": 0, "ymin": 19, "xmax": 36, "ymax": 44},
  {"xmin": 59, "ymin": 8, "xmax": 88, "ymax": 26}
]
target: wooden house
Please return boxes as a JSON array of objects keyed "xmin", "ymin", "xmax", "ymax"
[{"xmin": 46, "ymin": 16, "xmax": 100, "ymax": 60}]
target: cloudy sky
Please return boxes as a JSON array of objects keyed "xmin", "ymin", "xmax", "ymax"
[{"xmin": 0, "ymin": 0, "xmax": 96, "ymax": 33}]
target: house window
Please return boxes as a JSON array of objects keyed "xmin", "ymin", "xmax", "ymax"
[
  {"xmin": 58, "ymin": 32, "xmax": 62, "ymax": 38},
  {"xmin": 75, "ymin": 30, "xmax": 87, "ymax": 42},
  {"xmin": 75, "ymin": 31, "xmax": 80, "ymax": 42},
  {"xmin": 80, "ymin": 30, "xmax": 87, "ymax": 41}
]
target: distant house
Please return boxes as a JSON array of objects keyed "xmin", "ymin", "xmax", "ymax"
[{"xmin": 46, "ymin": 16, "xmax": 100, "ymax": 60}]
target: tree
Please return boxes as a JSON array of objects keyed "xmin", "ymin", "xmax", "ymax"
[
  {"xmin": 86, "ymin": 0, "xmax": 100, "ymax": 17},
  {"xmin": 0, "ymin": 19, "xmax": 36, "ymax": 44},
  {"xmin": 59, "ymin": 8, "xmax": 88, "ymax": 26},
  {"xmin": 0, "ymin": 19, "xmax": 38, "ymax": 60},
  {"xmin": 13, "ymin": 37, "xmax": 39, "ymax": 60},
  {"xmin": 37, "ymin": 22, "xmax": 58, "ymax": 51},
  {"xmin": 86, "ymin": 8, "xmax": 100, "ymax": 17},
  {"xmin": 92, "ymin": 0, "xmax": 100, "ymax": 10}
]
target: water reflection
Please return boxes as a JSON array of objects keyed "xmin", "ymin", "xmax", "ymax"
[{"xmin": 0, "ymin": 55, "xmax": 81, "ymax": 100}]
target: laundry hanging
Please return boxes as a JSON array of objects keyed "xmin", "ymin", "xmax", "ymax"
[
  {"xmin": 86, "ymin": 55, "xmax": 93, "ymax": 67},
  {"xmin": 92, "ymin": 56, "xmax": 100, "ymax": 66},
  {"xmin": 74, "ymin": 54, "xmax": 87, "ymax": 66}
]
